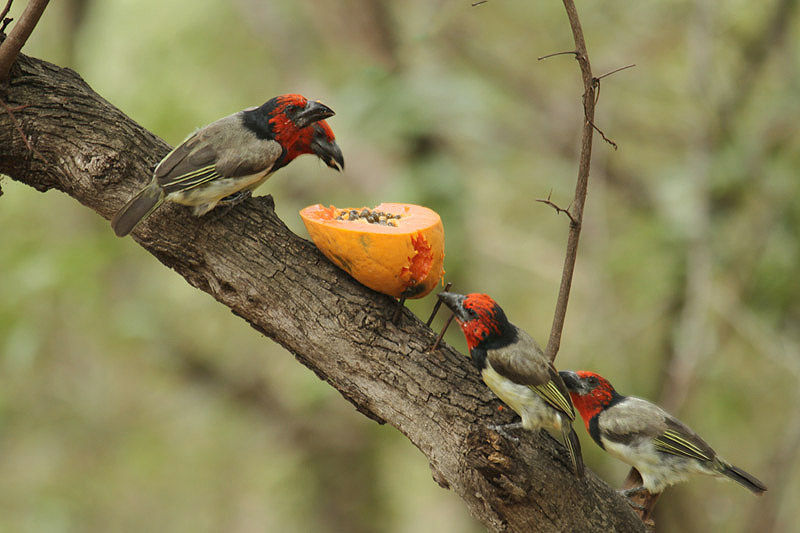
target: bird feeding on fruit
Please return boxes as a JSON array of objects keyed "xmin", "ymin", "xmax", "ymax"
[
  {"xmin": 112, "ymin": 94, "xmax": 343, "ymax": 237},
  {"xmin": 438, "ymin": 291, "xmax": 584, "ymax": 477}
]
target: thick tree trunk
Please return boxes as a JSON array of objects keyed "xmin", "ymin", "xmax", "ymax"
[{"xmin": 0, "ymin": 53, "xmax": 645, "ymax": 533}]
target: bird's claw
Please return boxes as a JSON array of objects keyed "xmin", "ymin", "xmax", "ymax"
[
  {"xmin": 216, "ymin": 189, "xmax": 253, "ymax": 208},
  {"xmin": 618, "ymin": 486, "xmax": 648, "ymax": 498},
  {"xmin": 207, "ymin": 190, "xmax": 254, "ymax": 222},
  {"xmin": 617, "ymin": 487, "xmax": 650, "ymax": 512},
  {"xmin": 487, "ymin": 422, "xmax": 523, "ymax": 442},
  {"xmin": 392, "ymin": 297, "xmax": 407, "ymax": 324}
]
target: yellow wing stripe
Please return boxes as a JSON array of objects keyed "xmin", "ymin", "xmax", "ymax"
[
  {"xmin": 530, "ymin": 381, "xmax": 575, "ymax": 420},
  {"xmin": 169, "ymin": 164, "xmax": 217, "ymax": 184},
  {"xmin": 653, "ymin": 429, "xmax": 712, "ymax": 461},
  {"xmin": 163, "ymin": 165, "xmax": 222, "ymax": 192},
  {"xmin": 182, "ymin": 172, "xmax": 220, "ymax": 189}
]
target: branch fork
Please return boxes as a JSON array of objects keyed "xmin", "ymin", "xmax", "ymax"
[{"xmin": 536, "ymin": 191, "xmax": 577, "ymax": 226}]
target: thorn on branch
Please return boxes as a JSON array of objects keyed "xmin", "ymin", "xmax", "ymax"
[
  {"xmin": 580, "ymin": 83, "xmax": 618, "ymax": 150},
  {"xmin": 595, "ymin": 63, "xmax": 636, "ymax": 82},
  {"xmin": 536, "ymin": 191, "xmax": 577, "ymax": 225},
  {"xmin": 581, "ymin": 63, "xmax": 632, "ymax": 151},
  {"xmin": 538, "ymin": 50, "xmax": 578, "ymax": 61},
  {"xmin": 589, "ymin": 119, "xmax": 618, "ymax": 150}
]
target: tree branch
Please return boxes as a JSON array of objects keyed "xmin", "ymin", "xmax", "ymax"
[
  {"xmin": 0, "ymin": 0, "xmax": 14, "ymax": 25},
  {"xmin": 543, "ymin": 0, "xmax": 596, "ymax": 363},
  {"xmin": 0, "ymin": 52, "xmax": 645, "ymax": 533},
  {"xmin": 0, "ymin": 0, "xmax": 49, "ymax": 80}
]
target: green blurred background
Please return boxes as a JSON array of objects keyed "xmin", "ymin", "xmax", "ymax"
[{"xmin": 2, "ymin": 1, "xmax": 799, "ymax": 531}]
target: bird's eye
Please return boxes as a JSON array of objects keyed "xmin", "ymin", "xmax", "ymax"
[{"xmin": 587, "ymin": 376, "xmax": 598, "ymax": 386}]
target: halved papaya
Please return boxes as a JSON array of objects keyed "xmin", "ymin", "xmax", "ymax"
[{"xmin": 300, "ymin": 203, "xmax": 445, "ymax": 299}]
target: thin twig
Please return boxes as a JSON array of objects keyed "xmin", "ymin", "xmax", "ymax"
[
  {"xmin": 595, "ymin": 63, "xmax": 636, "ymax": 82},
  {"xmin": 0, "ymin": 0, "xmax": 14, "ymax": 20},
  {"xmin": 584, "ymin": 63, "xmax": 633, "ymax": 151},
  {"xmin": 538, "ymin": 50, "xmax": 578, "ymax": 61},
  {"xmin": 590, "ymin": 119, "xmax": 618, "ymax": 150},
  {"xmin": 471, "ymin": 0, "xmax": 488, "ymax": 6},
  {"xmin": 429, "ymin": 313, "xmax": 455, "ymax": 352},
  {"xmin": 543, "ymin": 0, "xmax": 597, "ymax": 364},
  {"xmin": 0, "ymin": 0, "xmax": 12, "ymax": 25},
  {"xmin": 426, "ymin": 281, "xmax": 453, "ymax": 327},
  {"xmin": 536, "ymin": 192, "xmax": 576, "ymax": 225},
  {"xmin": 0, "ymin": 0, "xmax": 50, "ymax": 81}
]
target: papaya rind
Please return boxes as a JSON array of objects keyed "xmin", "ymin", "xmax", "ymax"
[{"xmin": 300, "ymin": 203, "xmax": 445, "ymax": 299}]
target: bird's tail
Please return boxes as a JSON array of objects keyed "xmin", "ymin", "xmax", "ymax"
[
  {"xmin": 720, "ymin": 463, "xmax": 767, "ymax": 495},
  {"xmin": 561, "ymin": 423, "xmax": 585, "ymax": 478},
  {"xmin": 111, "ymin": 181, "xmax": 164, "ymax": 237}
]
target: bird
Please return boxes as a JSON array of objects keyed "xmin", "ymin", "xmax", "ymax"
[
  {"xmin": 111, "ymin": 94, "xmax": 343, "ymax": 237},
  {"xmin": 438, "ymin": 292, "xmax": 584, "ymax": 477},
  {"xmin": 559, "ymin": 370, "xmax": 767, "ymax": 496}
]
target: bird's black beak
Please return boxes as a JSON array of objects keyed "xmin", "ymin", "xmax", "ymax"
[
  {"xmin": 559, "ymin": 370, "xmax": 587, "ymax": 395},
  {"xmin": 294, "ymin": 100, "xmax": 335, "ymax": 129},
  {"xmin": 312, "ymin": 136, "xmax": 345, "ymax": 171},
  {"xmin": 437, "ymin": 292, "xmax": 468, "ymax": 322}
]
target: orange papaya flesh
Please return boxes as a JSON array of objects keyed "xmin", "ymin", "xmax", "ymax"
[{"xmin": 299, "ymin": 203, "xmax": 445, "ymax": 299}]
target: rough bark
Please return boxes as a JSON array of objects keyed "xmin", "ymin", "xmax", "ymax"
[{"xmin": 0, "ymin": 53, "xmax": 645, "ymax": 533}]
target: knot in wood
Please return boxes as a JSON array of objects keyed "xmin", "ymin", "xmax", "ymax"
[{"xmin": 465, "ymin": 426, "xmax": 527, "ymax": 501}]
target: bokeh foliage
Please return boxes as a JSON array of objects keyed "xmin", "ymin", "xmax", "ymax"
[{"xmin": 1, "ymin": 1, "xmax": 799, "ymax": 531}]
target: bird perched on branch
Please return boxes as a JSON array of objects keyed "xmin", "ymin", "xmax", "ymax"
[
  {"xmin": 112, "ymin": 94, "xmax": 343, "ymax": 237},
  {"xmin": 559, "ymin": 370, "xmax": 767, "ymax": 496},
  {"xmin": 438, "ymin": 292, "xmax": 584, "ymax": 477}
]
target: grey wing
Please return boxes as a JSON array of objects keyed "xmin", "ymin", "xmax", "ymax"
[
  {"xmin": 211, "ymin": 114, "xmax": 284, "ymax": 178},
  {"xmin": 653, "ymin": 415, "xmax": 717, "ymax": 462},
  {"xmin": 487, "ymin": 328, "xmax": 575, "ymax": 418},
  {"xmin": 154, "ymin": 114, "xmax": 282, "ymax": 194},
  {"xmin": 599, "ymin": 397, "xmax": 668, "ymax": 446},
  {"xmin": 154, "ymin": 129, "xmax": 221, "ymax": 194},
  {"xmin": 486, "ymin": 328, "xmax": 550, "ymax": 387}
]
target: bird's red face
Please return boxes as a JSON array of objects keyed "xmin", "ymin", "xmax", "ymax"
[
  {"xmin": 438, "ymin": 292, "xmax": 506, "ymax": 351},
  {"xmin": 255, "ymin": 94, "xmax": 341, "ymax": 170},
  {"xmin": 558, "ymin": 370, "xmax": 618, "ymax": 429},
  {"xmin": 287, "ymin": 120, "xmax": 344, "ymax": 171},
  {"xmin": 267, "ymin": 93, "xmax": 335, "ymax": 148}
]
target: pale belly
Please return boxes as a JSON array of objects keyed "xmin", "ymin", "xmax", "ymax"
[
  {"xmin": 168, "ymin": 170, "xmax": 271, "ymax": 213},
  {"xmin": 602, "ymin": 438, "xmax": 708, "ymax": 492},
  {"xmin": 481, "ymin": 365, "xmax": 563, "ymax": 431}
]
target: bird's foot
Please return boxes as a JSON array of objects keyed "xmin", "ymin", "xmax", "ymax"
[
  {"xmin": 487, "ymin": 422, "xmax": 524, "ymax": 442},
  {"xmin": 206, "ymin": 190, "xmax": 253, "ymax": 222},
  {"xmin": 216, "ymin": 189, "xmax": 253, "ymax": 208},
  {"xmin": 392, "ymin": 297, "xmax": 407, "ymax": 324},
  {"xmin": 617, "ymin": 487, "xmax": 651, "ymax": 511},
  {"xmin": 619, "ymin": 486, "xmax": 648, "ymax": 498}
]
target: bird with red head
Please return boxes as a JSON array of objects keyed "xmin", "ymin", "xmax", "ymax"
[
  {"xmin": 438, "ymin": 291, "xmax": 584, "ymax": 478},
  {"xmin": 293, "ymin": 120, "xmax": 344, "ymax": 172},
  {"xmin": 559, "ymin": 370, "xmax": 767, "ymax": 496},
  {"xmin": 111, "ymin": 94, "xmax": 343, "ymax": 237}
]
